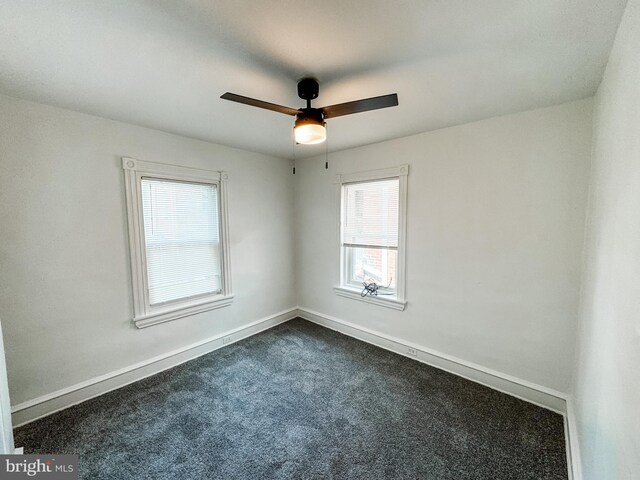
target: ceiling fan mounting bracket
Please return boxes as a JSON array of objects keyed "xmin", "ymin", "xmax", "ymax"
[{"xmin": 297, "ymin": 78, "xmax": 319, "ymax": 101}]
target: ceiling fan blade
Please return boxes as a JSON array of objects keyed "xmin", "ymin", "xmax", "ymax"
[
  {"xmin": 220, "ymin": 93, "xmax": 300, "ymax": 116},
  {"xmin": 321, "ymin": 93, "xmax": 398, "ymax": 119}
]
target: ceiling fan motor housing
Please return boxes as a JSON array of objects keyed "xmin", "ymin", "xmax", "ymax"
[{"xmin": 295, "ymin": 108, "xmax": 325, "ymax": 127}]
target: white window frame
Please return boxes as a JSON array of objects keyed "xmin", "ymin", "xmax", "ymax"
[
  {"xmin": 122, "ymin": 157, "xmax": 233, "ymax": 328},
  {"xmin": 334, "ymin": 164, "xmax": 409, "ymax": 311}
]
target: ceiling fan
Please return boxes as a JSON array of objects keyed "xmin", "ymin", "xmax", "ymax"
[{"xmin": 221, "ymin": 78, "xmax": 398, "ymax": 145}]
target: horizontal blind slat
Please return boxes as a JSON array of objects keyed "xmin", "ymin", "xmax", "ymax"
[{"xmin": 341, "ymin": 243, "xmax": 398, "ymax": 250}]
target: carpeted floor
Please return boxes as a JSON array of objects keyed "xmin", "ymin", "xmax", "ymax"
[{"xmin": 14, "ymin": 318, "xmax": 568, "ymax": 479}]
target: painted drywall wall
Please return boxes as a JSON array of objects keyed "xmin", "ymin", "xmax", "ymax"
[
  {"xmin": 0, "ymin": 89, "xmax": 595, "ymax": 417},
  {"xmin": 572, "ymin": 0, "xmax": 640, "ymax": 478},
  {"xmin": 295, "ymin": 99, "xmax": 593, "ymax": 393},
  {"xmin": 0, "ymin": 94, "xmax": 296, "ymax": 405}
]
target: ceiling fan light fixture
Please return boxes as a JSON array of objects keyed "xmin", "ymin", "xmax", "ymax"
[
  {"xmin": 294, "ymin": 123, "xmax": 326, "ymax": 145},
  {"xmin": 294, "ymin": 109, "xmax": 326, "ymax": 145}
]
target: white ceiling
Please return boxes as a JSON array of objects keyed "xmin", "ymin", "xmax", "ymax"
[{"xmin": 0, "ymin": 0, "xmax": 628, "ymax": 159}]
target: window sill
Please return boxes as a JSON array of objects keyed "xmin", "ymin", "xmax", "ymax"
[
  {"xmin": 333, "ymin": 286, "xmax": 406, "ymax": 311},
  {"xmin": 134, "ymin": 295, "xmax": 234, "ymax": 328}
]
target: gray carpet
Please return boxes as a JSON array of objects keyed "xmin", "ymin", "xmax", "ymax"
[{"xmin": 14, "ymin": 318, "xmax": 568, "ymax": 479}]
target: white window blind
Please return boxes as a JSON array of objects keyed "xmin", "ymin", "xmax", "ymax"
[
  {"xmin": 342, "ymin": 178, "xmax": 399, "ymax": 289},
  {"xmin": 343, "ymin": 178, "xmax": 399, "ymax": 248},
  {"xmin": 141, "ymin": 178, "xmax": 221, "ymax": 306}
]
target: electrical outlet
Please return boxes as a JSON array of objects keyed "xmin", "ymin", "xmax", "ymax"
[
  {"xmin": 223, "ymin": 335, "xmax": 232, "ymax": 345},
  {"xmin": 407, "ymin": 347, "xmax": 418, "ymax": 357}
]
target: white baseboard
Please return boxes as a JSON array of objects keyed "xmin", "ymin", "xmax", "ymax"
[
  {"xmin": 11, "ymin": 308, "xmax": 298, "ymax": 427},
  {"xmin": 565, "ymin": 396, "xmax": 582, "ymax": 480},
  {"xmin": 297, "ymin": 307, "xmax": 568, "ymax": 414}
]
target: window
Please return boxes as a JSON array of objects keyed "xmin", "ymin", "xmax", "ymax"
[
  {"xmin": 343, "ymin": 178, "xmax": 399, "ymax": 290},
  {"xmin": 334, "ymin": 165, "xmax": 408, "ymax": 310},
  {"xmin": 123, "ymin": 157, "xmax": 232, "ymax": 328}
]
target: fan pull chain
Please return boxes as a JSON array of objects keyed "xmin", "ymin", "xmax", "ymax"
[
  {"xmin": 292, "ymin": 129, "xmax": 296, "ymax": 175},
  {"xmin": 325, "ymin": 123, "xmax": 329, "ymax": 170}
]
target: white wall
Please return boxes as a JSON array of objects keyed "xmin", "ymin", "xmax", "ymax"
[
  {"xmin": 0, "ymin": 94, "xmax": 296, "ymax": 405},
  {"xmin": 0, "ymin": 89, "xmax": 598, "ymax": 428},
  {"xmin": 572, "ymin": 0, "xmax": 640, "ymax": 478},
  {"xmin": 296, "ymin": 99, "xmax": 593, "ymax": 393}
]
